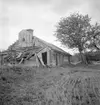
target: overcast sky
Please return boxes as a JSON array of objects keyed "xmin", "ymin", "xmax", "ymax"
[{"xmin": 0, "ymin": 0, "xmax": 100, "ymax": 54}]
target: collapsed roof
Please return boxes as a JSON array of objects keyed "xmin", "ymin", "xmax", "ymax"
[{"xmin": 8, "ymin": 29, "xmax": 71, "ymax": 56}]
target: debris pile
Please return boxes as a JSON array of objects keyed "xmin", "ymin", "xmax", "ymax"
[{"xmin": 1, "ymin": 46, "xmax": 43, "ymax": 66}]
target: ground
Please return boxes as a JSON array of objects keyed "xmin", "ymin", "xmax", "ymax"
[{"xmin": 0, "ymin": 64, "xmax": 100, "ymax": 105}]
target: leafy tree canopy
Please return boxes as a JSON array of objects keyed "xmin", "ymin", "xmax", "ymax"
[
  {"xmin": 86, "ymin": 23, "xmax": 100, "ymax": 51},
  {"xmin": 55, "ymin": 13, "xmax": 92, "ymax": 53}
]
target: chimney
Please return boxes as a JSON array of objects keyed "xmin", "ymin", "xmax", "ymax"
[{"xmin": 26, "ymin": 29, "xmax": 33, "ymax": 36}]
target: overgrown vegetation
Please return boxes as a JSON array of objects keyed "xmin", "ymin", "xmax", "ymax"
[{"xmin": 0, "ymin": 66, "xmax": 100, "ymax": 105}]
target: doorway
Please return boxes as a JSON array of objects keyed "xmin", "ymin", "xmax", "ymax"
[{"xmin": 42, "ymin": 52, "xmax": 47, "ymax": 65}]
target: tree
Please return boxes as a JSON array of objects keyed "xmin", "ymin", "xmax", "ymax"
[
  {"xmin": 55, "ymin": 13, "xmax": 92, "ymax": 63},
  {"xmin": 86, "ymin": 23, "xmax": 100, "ymax": 51}
]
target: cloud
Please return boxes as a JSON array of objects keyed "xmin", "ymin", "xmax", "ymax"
[
  {"xmin": 2, "ymin": 0, "xmax": 52, "ymax": 6},
  {"xmin": 86, "ymin": 0, "xmax": 100, "ymax": 22},
  {"xmin": 2, "ymin": 0, "xmax": 100, "ymax": 20},
  {"xmin": 49, "ymin": 0, "xmax": 100, "ymax": 23},
  {"xmin": 51, "ymin": 0, "xmax": 84, "ymax": 15},
  {"xmin": 0, "ymin": 2, "xmax": 9, "ymax": 26}
]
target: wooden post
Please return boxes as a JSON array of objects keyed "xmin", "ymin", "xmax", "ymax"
[
  {"xmin": 0, "ymin": 51, "xmax": 3, "ymax": 66},
  {"xmin": 0, "ymin": 52, "xmax": 1, "ymax": 65},
  {"xmin": 47, "ymin": 49, "xmax": 50, "ymax": 66},
  {"xmin": 68, "ymin": 56, "xmax": 71, "ymax": 64}
]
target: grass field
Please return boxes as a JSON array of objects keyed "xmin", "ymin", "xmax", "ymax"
[{"xmin": 0, "ymin": 64, "xmax": 100, "ymax": 105}]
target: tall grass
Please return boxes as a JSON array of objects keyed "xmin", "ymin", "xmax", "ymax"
[{"xmin": 0, "ymin": 66, "xmax": 100, "ymax": 105}]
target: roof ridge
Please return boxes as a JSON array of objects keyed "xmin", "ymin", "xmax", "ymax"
[{"xmin": 34, "ymin": 36, "xmax": 71, "ymax": 55}]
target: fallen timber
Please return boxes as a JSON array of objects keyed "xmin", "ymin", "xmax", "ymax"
[{"xmin": 0, "ymin": 46, "xmax": 44, "ymax": 66}]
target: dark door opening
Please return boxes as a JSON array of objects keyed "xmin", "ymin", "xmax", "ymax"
[{"xmin": 42, "ymin": 52, "xmax": 47, "ymax": 65}]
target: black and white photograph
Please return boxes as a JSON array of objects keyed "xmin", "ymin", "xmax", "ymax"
[{"xmin": 0, "ymin": 0, "xmax": 100, "ymax": 105}]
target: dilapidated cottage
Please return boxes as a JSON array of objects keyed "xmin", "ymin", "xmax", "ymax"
[{"xmin": 3, "ymin": 29, "xmax": 71, "ymax": 67}]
